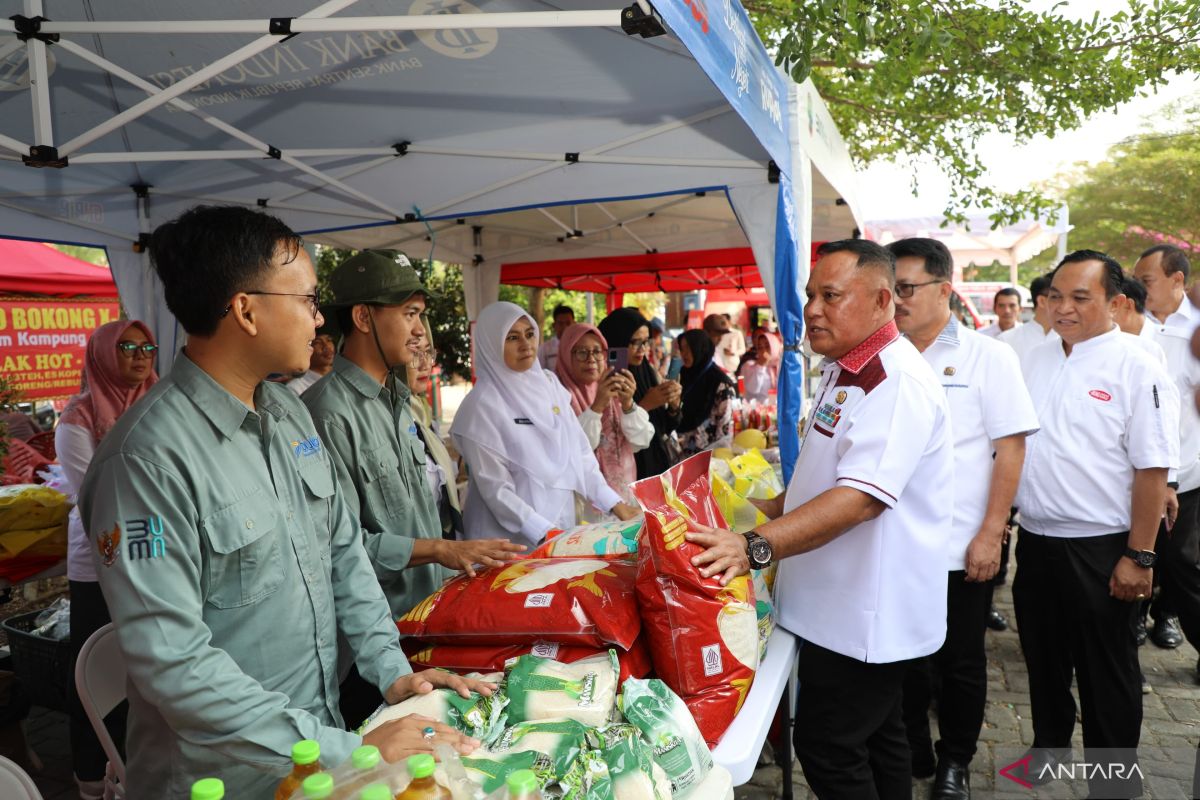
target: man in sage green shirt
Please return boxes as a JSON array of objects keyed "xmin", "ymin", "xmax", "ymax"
[
  {"xmin": 303, "ymin": 251, "xmax": 521, "ymax": 620},
  {"xmin": 80, "ymin": 207, "xmax": 486, "ymax": 797}
]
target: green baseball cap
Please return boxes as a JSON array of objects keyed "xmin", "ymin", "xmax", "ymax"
[{"xmin": 326, "ymin": 249, "xmax": 431, "ymax": 309}]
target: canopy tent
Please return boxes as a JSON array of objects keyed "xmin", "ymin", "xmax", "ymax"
[
  {"xmin": 0, "ymin": 238, "xmax": 116, "ymax": 297},
  {"xmin": 0, "ymin": 0, "xmax": 862, "ymax": 477}
]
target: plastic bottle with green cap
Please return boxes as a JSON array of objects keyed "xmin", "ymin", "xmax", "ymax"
[
  {"xmin": 358, "ymin": 784, "xmax": 393, "ymax": 800},
  {"xmin": 396, "ymin": 753, "xmax": 450, "ymax": 799},
  {"xmin": 275, "ymin": 740, "xmax": 322, "ymax": 800},
  {"xmin": 300, "ymin": 771, "xmax": 335, "ymax": 799},
  {"xmin": 338, "ymin": 744, "xmax": 384, "ymax": 796},
  {"xmin": 505, "ymin": 769, "xmax": 542, "ymax": 799},
  {"xmin": 191, "ymin": 777, "xmax": 225, "ymax": 800}
]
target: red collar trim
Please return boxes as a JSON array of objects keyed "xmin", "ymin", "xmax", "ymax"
[{"xmin": 837, "ymin": 321, "xmax": 900, "ymax": 374}]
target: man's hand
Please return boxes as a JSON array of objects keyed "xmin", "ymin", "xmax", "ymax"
[
  {"xmin": 1109, "ymin": 558, "xmax": 1153, "ymax": 603},
  {"xmin": 438, "ymin": 539, "xmax": 525, "ymax": 578},
  {"xmin": 385, "ymin": 669, "xmax": 496, "ymax": 705},
  {"xmin": 361, "ymin": 714, "xmax": 480, "ymax": 762},
  {"xmin": 1165, "ymin": 487, "xmax": 1179, "ymax": 533},
  {"xmin": 685, "ymin": 521, "xmax": 750, "ymax": 586},
  {"xmin": 964, "ymin": 525, "xmax": 1005, "ymax": 583},
  {"xmin": 748, "ymin": 495, "xmax": 784, "ymax": 521},
  {"xmin": 611, "ymin": 502, "xmax": 641, "ymax": 521}
]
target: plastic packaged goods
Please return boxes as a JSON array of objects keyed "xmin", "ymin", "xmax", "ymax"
[
  {"xmin": 558, "ymin": 750, "xmax": 612, "ymax": 800},
  {"xmin": 502, "ymin": 768, "xmax": 544, "ymax": 799},
  {"xmin": 191, "ymin": 777, "xmax": 225, "ymax": 800},
  {"xmin": 397, "ymin": 754, "xmax": 452, "ymax": 799},
  {"xmin": 594, "ymin": 724, "xmax": 672, "ymax": 800},
  {"xmin": 405, "ymin": 640, "xmax": 652, "ymax": 685},
  {"xmin": 620, "ymin": 678, "xmax": 714, "ymax": 796},
  {"xmin": 0, "ymin": 484, "xmax": 71, "ymax": 530},
  {"xmin": 460, "ymin": 749, "xmax": 556, "ymax": 795},
  {"xmin": 359, "ymin": 683, "xmax": 508, "ymax": 745},
  {"xmin": 490, "ymin": 718, "xmax": 590, "ymax": 779},
  {"xmin": 300, "ymin": 772, "xmax": 335, "ymax": 799},
  {"xmin": 276, "ymin": 739, "xmax": 322, "ymax": 800},
  {"xmin": 504, "ymin": 652, "xmax": 618, "ymax": 728},
  {"xmin": 397, "ymin": 558, "xmax": 640, "ymax": 649},
  {"xmin": 527, "ymin": 519, "xmax": 643, "ymax": 559},
  {"xmin": 632, "ymin": 452, "xmax": 759, "ymax": 745},
  {"xmin": 359, "ymin": 784, "xmax": 393, "ymax": 800},
  {"xmin": 337, "ymin": 745, "xmax": 387, "ymax": 797}
]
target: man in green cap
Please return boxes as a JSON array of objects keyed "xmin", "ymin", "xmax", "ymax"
[{"xmin": 302, "ymin": 249, "xmax": 524, "ymax": 721}]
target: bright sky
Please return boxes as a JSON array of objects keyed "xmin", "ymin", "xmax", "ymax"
[{"xmin": 860, "ymin": 0, "xmax": 1200, "ymax": 221}]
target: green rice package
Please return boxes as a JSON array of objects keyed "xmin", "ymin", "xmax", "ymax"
[
  {"xmin": 596, "ymin": 724, "xmax": 672, "ymax": 800},
  {"xmin": 621, "ymin": 678, "xmax": 714, "ymax": 795},
  {"xmin": 359, "ymin": 682, "xmax": 508, "ymax": 745},
  {"xmin": 460, "ymin": 749, "xmax": 556, "ymax": 794},
  {"xmin": 505, "ymin": 651, "xmax": 619, "ymax": 728},
  {"xmin": 560, "ymin": 750, "xmax": 614, "ymax": 800},
  {"xmin": 490, "ymin": 717, "xmax": 591, "ymax": 778}
]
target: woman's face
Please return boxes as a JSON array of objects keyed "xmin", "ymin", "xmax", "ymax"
[
  {"xmin": 679, "ymin": 337, "xmax": 693, "ymax": 368},
  {"xmin": 503, "ymin": 317, "xmax": 539, "ymax": 371},
  {"xmin": 569, "ymin": 332, "xmax": 605, "ymax": 385},
  {"xmin": 626, "ymin": 325, "xmax": 651, "ymax": 367},
  {"xmin": 115, "ymin": 326, "xmax": 154, "ymax": 388},
  {"xmin": 408, "ymin": 347, "xmax": 434, "ymax": 394},
  {"xmin": 755, "ymin": 335, "xmax": 772, "ymax": 363}
]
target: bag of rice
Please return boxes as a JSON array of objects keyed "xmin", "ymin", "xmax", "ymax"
[
  {"xmin": 632, "ymin": 452, "xmax": 759, "ymax": 744},
  {"xmin": 0, "ymin": 485, "xmax": 71, "ymax": 531},
  {"xmin": 461, "ymin": 749, "xmax": 557, "ymax": 794},
  {"xmin": 560, "ymin": 749, "xmax": 614, "ymax": 800},
  {"xmin": 528, "ymin": 519, "xmax": 643, "ymax": 559},
  {"xmin": 491, "ymin": 718, "xmax": 591, "ymax": 778},
  {"xmin": 505, "ymin": 651, "xmax": 619, "ymax": 728},
  {"xmin": 359, "ymin": 680, "xmax": 508, "ymax": 745},
  {"xmin": 620, "ymin": 678, "xmax": 714, "ymax": 796},
  {"xmin": 728, "ymin": 448, "xmax": 784, "ymax": 499},
  {"xmin": 397, "ymin": 557, "xmax": 640, "ymax": 649},
  {"xmin": 594, "ymin": 724, "xmax": 672, "ymax": 800},
  {"xmin": 406, "ymin": 639, "xmax": 653, "ymax": 684}
]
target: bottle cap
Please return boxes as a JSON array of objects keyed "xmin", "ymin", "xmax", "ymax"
[
  {"xmin": 351, "ymin": 744, "xmax": 381, "ymax": 770},
  {"xmin": 407, "ymin": 753, "xmax": 436, "ymax": 779},
  {"xmin": 292, "ymin": 739, "xmax": 320, "ymax": 766},
  {"xmin": 359, "ymin": 784, "xmax": 392, "ymax": 800},
  {"xmin": 301, "ymin": 772, "xmax": 335, "ymax": 799},
  {"xmin": 191, "ymin": 778, "xmax": 224, "ymax": 800},
  {"xmin": 507, "ymin": 769, "xmax": 539, "ymax": 794}
]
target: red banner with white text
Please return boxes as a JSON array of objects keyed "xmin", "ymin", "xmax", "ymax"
[{"xmin": 0, "ymin": 297, "xmax": 121, "ymax": 400}]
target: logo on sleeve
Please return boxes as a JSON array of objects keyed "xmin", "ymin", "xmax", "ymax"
[
  {"xmin": 126, "ymin": 516, "xmax": 166, "ymax": 561},
  {"xmin": 291, "ymin": 436, "xmax": 322, "ymax": 458},
  {"xmin": 1088, "ymin": 389, "xmax": 1112, "ymax": 402},
  {"xmin": 97, "ymin": 523, "xmax": 121, "ymax": 567}
]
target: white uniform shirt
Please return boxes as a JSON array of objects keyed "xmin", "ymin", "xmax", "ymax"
[
  {"xmin": 1145, "ymin": 298, "xmax": 1200, "ymax": 492},
  {"xmin": 1016, "ymin": 328, "xmax": 1179, "ymax": 538},
  {"xmin": 979, "ymin": 320, "xmax": 1019, "ymax": 338},
  {"xmin": 287, "ymin": 369, "xmax": 324, "ymax": 395},
  {"xmin": 537, "ymin": 336, "xmax": 560, "ymax": 372},
  {"xmin": 1125, "ymin": 329, "xmax": 1166, "ymax": 366},
  {"xmin": 998, "ymin": 321, "xmax": 1059, "ymax": 366},
  {"xmin": 576, "ymin": 405, "xmax": 655, "ymax": 452},
  {"xmin": 738, "ymin": 360, "xmax": 775, "ymax": 403},
  {"xmin": 775, "ymin": 322, "xmax": 954, "ymax": 663},
  {"xmin": 56, "ymin": 422, "xmax": 97, "ymax": 582},
  {"xmin": 918, "ymin": 318, "xmax": 1039, "ymax": 570}
]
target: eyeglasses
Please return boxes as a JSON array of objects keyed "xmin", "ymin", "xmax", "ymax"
[
  {"xmin": 572, "ymin": 348, "xmax": 605, "ymax": 363},
  {"xmin": 116, "ymin": 342, "xmax": 158, "ymax": 358},
  {"xmin": 627, "ymin": 338, "xmax": 651, "ymax": 351},
  {"xmin": 223, "ymin": 291, "xmax": 321, "ymax": 319},
  {"xmin": 894, "ymin": 279, "xmax": 946, "ymax": 298},
  {"xmin": 412, "ymin": 349, "xmax": 438, "ymax": 366}
]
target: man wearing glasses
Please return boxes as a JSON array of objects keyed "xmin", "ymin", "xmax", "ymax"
[
  {"xmin": 79, "ymin": 207, "xmax": 488, "ymax": 797},
  {"xmin": 301, "ymin": 251, "xmax": 524, "ymax": 724}
]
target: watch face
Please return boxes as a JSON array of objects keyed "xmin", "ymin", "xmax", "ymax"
[
  {"xmin": 1138, "ymin": 552, "xmax": 1156, "ymax": 568},
  {"xmin": 750, "ymin": 539, "xmax": 772, "ymax": 566}
]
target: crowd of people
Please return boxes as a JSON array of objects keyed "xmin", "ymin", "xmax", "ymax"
[{"xmin": 42, "ymin": 202, "xmax": 1199, "ymax": 799}]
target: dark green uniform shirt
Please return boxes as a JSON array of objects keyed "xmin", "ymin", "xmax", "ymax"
[
  {"xmin": 302, "ymin": 355, "xmax": 445, "ymax": 619},
  {"xmin": 79, "ymin": 354, "xmax": 410, "ymax": 798}
]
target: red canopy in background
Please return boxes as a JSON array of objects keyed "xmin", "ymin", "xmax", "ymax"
[
  {"xmin": 0, "ymin": 238, "xmax": 117, "ymax": 297},
  {"xmin": 500, "ymin": 247, "xmax": 762, "ymax": 295}
]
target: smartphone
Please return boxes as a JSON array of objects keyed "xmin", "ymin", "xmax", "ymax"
[{"xmin": 607, "ymin": 346, "xmax": 629, "ymax": 373}]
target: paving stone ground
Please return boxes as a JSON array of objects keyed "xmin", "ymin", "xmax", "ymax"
[{"xmin": 16, "ymin": 581, "xmax": 1200, "ymax": 799}]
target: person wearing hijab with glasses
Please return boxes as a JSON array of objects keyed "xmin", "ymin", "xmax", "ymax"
[
  {"xmin": 57, "ymin": 319, "xmax": 159, "ymax": 799},
  {"xmin": 405, "ymin": 325, "xmax": 465, "ymax": 540},
  {"xmin": 739, "ymin": 329, "xmax": 782, "ymax": 404},
  {"xmin": 452, "ymin": 302, "xmax": 641, "ymax": 546},
  {"xmin": 555, "ymin": 322, "xmax": 655, "ymax": 506},
  {"xmin": 598, "ymin": 307, "xmax": 683, "ymax": 480},
  {"xmin": 676, "ymin": 328, "xmax": 738, "ymax": 456}
]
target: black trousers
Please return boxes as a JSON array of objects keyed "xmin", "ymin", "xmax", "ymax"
[
  {"xmin": 1154, "ymin": 487, "xmax": 1200, "ymax": 645},
  {"xmin": 903, "ymin": 571, "xmax": 993, "ymax": 766},
  {"xmin": 794, "ymin": 641, "xmax": 913, "ymax": 800},
  {"xmin": 1012, "ymin": 529, "xmax": 1142, "ymax": 797},
  {"xmin": 68, "ymin": 580, "xmax": 127, "ymax": 782},
  {"xmin": 338, "ymin": 664, "xmax": 383, "ymax": 731}
]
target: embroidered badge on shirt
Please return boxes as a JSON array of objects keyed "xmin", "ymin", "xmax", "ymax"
[
  {"xmin": 1088, "ymin": 389, "xmax": 1112, "ymax": 402},
  {"xmin": 835, "ymin": 390, "xmax": 848, "ymax": 404},
  {"xmin": 944, "ymin": 366, "xmax": 956, "ymax": 376},
  {"xmin": 97, "ymin": 523, "xmax": 121, "ymax": 567},
  {"xmin": 292, "ymin": 436, "xmax": 322, "ymax": 458},
  {"xmin": 126, "ymin": 516, "xmax": 166, "ymax": 561}
]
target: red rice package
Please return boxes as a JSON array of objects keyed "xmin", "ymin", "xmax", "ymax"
[
  {"xmin": 632, "ymin": 451, "xmax": 759, "ymax": 745},
  {"xmin": 397, "ymin": 558, "xmax": 640, "ymax": 649},
  {"xmin": 403, "ymin": 639, "xmax": 653, "ymax": 684}
]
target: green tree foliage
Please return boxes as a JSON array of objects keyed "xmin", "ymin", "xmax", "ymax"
[
  {"xmin": 50, "ymin": 244, "xmax": 109, "ymax": 266},
  {"xmin": 1060, "ymin": 105, "xmax": 1200, "ymax": 267},
  {"xmin": 749, "ymin": 0, "xmax": 1200, "ymax": 226}
]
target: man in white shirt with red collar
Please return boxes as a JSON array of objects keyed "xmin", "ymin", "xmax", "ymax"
[
  {"xmin": 888, "ymin": 238, "xmax": 1038, "ymax": 800},
  {"xmin": 1134, "ymin": 244, "xmax": 1200, "ymax": 658},
  {"xmin": 1014, "ymin": 250, "xmax": 1177, "ymax": 798},
  {"xmin": 688, "ymin": 239, "xmax": 954, "ymax": 800}
]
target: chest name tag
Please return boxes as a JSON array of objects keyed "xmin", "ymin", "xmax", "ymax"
[{"xmin": 514, "ymin": 417, "xmax": 534, "ymax": 425}]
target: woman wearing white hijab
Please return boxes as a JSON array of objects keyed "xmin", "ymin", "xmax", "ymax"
[{"xmin": 452, "ymin": 302, "xmax": 641, "ymax": 545}]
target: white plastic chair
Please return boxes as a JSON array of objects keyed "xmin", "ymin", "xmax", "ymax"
[
  {"xmin": 0, "ymin": 754, "xmax": 43, "ymax": 799},
  {"xmin": 74, "ymin": 623, "xmax": 126, "ymax": 800}
]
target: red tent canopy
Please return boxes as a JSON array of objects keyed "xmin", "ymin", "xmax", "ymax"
[
  {"xmin": 0, "ymin": 239, "xmax": 117, "ymax": 297},
  {"xmin": 500, "ymin": 247, "xmax": 762, "ymax": 294}
]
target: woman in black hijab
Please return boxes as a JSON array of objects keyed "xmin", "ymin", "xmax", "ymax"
[
  {"xmin": 598, "ymin": 308, "xmax": 683, "ymax": 479},
  {"xmin": 676, "ymin": 329, "xmax": 737, "ymax": 456}
]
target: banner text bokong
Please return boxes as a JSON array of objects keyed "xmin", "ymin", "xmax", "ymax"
[{"xmin": 0, "ymin": 297, "xmax": 121, "ymax": 400}]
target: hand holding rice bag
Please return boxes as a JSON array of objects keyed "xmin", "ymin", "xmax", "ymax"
[
  {"xmin": 504, "ymin": 652, "xmax": 618, "ymax": 728},
  {"xmin": 620, "ymin": 678, "xmax": 714, "ymax": 796},
  {"xmin": 360, "ymin": 680, "xmax": 509, "ymax": 745},
  {"xmin": 398, "ymin": 558, "xmax": 640, "ymax": 649},
  {"xmin": 528, "ymin": 519, "xmax": 643, "ymax": 559},
  {"xmin": 632, "ymin": 452, "xmax": 759, "ymax": 744}
]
